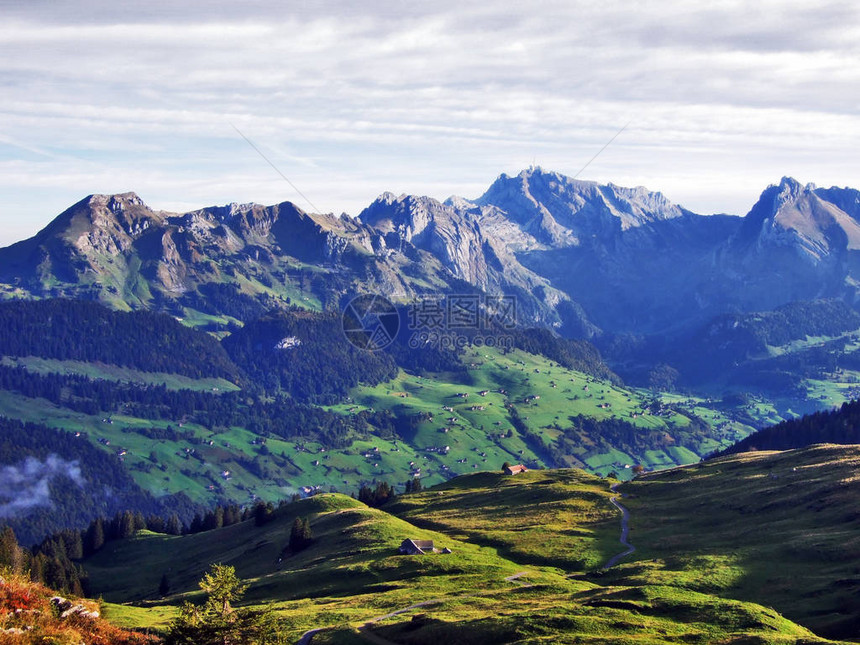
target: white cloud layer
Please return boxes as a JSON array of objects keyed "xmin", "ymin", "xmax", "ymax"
[
  {"xmin": 0, "ymin": 454, "xmax": 84, "ymax": 518},
  {"xmin": 0, "ymin": 0, "xmax": 859, "ymax": 244}
]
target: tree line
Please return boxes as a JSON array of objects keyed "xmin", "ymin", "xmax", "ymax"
[
  {"xmin": 721, "ymin": 399, "xmax": 860, "ymax": 455},
  {"xmin": 0, "ymin": 469, "xmax": 428, "ymax": 603},
  {"xmin": 222, "ymin": 308, "xmax": 399, "ymax": 403},
  {"xmin": 0, "ymin": 364, "xmax": 366, "ymax": 447},
  {"xmin": 0, "ymin": 497, "xmax": 294, "ymax": 598},
  {"xmin": 0, "ymin": 298, "xmax": 241, "ymax": 381}
]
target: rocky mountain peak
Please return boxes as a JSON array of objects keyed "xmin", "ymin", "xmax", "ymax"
[
  {"xmin": 472, "ymin": 168, "xmax": 685, "ymax": 247},
  {"xmin": 50, "ymin": 192, "xmax": 165, "ymax": 257},
  {"xmin": 89, "ymin": 189, "xmax": 154, "ymax": 211},
  {"xmin": 359, "ymin": 192, "xmax": 452, "ymax": 241},
  {"xmin": 773, "ymin": 176, "xmax": 816, "ymax": 211},
  {"xmin": 730, "ymin": 177, "xmax": 860, "ymax": 269},
  {"xmin": 202, "ymin": 201, "xmax": 264, "ymax": 222},
  {"xmin": 443, "ymin": 195, "xmax": 477, "ymax": 211}
]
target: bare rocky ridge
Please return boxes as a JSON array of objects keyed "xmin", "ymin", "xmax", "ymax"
[{"xmin": 3, "ymin": 169, "xmax": 860, "ymax": 340}]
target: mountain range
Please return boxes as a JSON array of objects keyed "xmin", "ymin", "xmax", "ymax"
[
  {"xmin": 5, "ymin": 169, "xmax": 860, "ymax": 337},
  {"xmin": 5, "ymin": 168, "xmax": 860, "ymax": 398}
]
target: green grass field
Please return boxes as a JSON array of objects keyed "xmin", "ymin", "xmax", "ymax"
[
  {"xmin": 86, "ymin": 463, "xmax": 851, "ymax": 644},
  {"xmin": 387, "ymin": 468, "xmax": 619, "ymax": 570},
  {"xmin": 617, "ymin": 444, "xmax": 860, "ymax": 641},
  {"xmin": 86, "ymin": 492, "xmax": 572, "ymax": 640},
  {"xmin": 0, "ymin": 339, "xmax": 762, "ymax": 513},
  {"xmin": 346, "ymin": 347, "xmax": 754, "ymax": 479},
  {"xmin": 0, "ymin": 355, "xmax": 240, "ymax": 392}
]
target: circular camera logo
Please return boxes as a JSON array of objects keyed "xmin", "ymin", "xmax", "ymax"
[{"xmin": 342, "ymin": 294, "xmax": 400, "ymax": 351}]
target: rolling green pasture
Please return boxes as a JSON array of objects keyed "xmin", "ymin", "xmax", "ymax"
[
  {"xmin": 88, "ymin": 466, "xmax": 846, "ymax": 644},
  {"xmin": 618, "ymin": 444, "xmax": 860, "ymax": 641},
  {"xmin": 387, "ymin": 468, "xmax": 619, "ymax": 570},
  {"xmin": 348, "ymin": 347, "xmax": 753, "ymax": 479},
  {"xmin": 0, "ymin": 340, "xmax": 760, "ymax": 514}
]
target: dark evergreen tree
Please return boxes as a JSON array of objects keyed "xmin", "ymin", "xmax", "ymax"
[
  {"xmin": 358, "ymin": 481, "xmax": 395, "ymax": 507},
  {"xmin": 166, "ymin": 513, "xmax": 183, "ymax": 536},
  {"xmin": 84, "ymin": 518, "xmax": 105, "ymax": 556},
  {"xmin": 0, "ymin": 526, "xmax": 25, "ymax": 573},
  {"xmin": 188, "ymin": 515, "xmax": 204, "ymax": 534},
  {"xmin": 203, "ymin": 507, "xmax": 224, "ymax": 531},
  {"xmin": 119, "ymin": 511, "xmax": 136, "ymax": 539},
  {"xmin": 288, "ymin": 517, "xmax": 312, "ymax": 552},
  {"xmin": 253, "ymin": 501, "xmax": 274, "ymax": 527},
  {"xmin": 61, "ymin": 530, "xmax": 83, "ymax": 560},
  {"xmin": 147, "ymin": 514, "xmax": 166, "ymax": 533},
  {"xmin": 29, "ymin": 552, "xmax": 47, "ymax": 585},
  {"xmin": 404, "ymin": 477, "xmax": 423, "ymax": 493},
  {"xmin": 223, "ymin": 505, "xmax": 241, "ymax": 527},
  {"xmin": 166, "ymin": 564, "xmax": 282, "ymax": 645},
  {"xmin": 133, "ymin": 511, "xmax": 147, "ymax": 532}
]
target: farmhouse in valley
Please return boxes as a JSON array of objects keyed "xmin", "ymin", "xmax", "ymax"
[{"xmin": 504, "ymin": 464, "xmax": 528, "ymax": 475}]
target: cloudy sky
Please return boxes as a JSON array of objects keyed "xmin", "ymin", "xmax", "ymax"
[{"xmin": 1, "ymin": 0, "xmax": 858, "ymax": 246}]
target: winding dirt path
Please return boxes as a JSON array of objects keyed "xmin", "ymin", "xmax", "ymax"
[
  {"xmin": 356, "ymin": 600, "xmax": 443, "ymax": 645},
  {"xmin": 296, "ymin": 628, "xmax": 325, "ymax": 645},
  {"xmin": 503, "ymin": 571, "xmax": 532, "ymax": 586},
  {"xmin": 603, "ymin": 482, "xmax": 635, "ymax": 569}
]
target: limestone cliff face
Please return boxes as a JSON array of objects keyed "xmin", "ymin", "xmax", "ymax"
[
  {"xmin": 729, "ymin": 177, "xmax": 860, "ymax": 263},
  {"xmin": 359, "ymin": 193, "xmax": 488, "ymax": 285},
  {"xmin": 713, "ymin": 177, "xmax": 860, "ymax": 311},
  {"xmin": 358, "ymin": 191, "xmax": 577, "ymax": 328},
  {"xmin": 473, "ymin": 167, "xmax": 684, "ymax": 246}
]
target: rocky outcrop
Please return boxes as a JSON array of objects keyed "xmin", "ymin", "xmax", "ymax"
[
  {"xmin": 359, "ymin": 193, "xmax": 488, "ymax": 285},
  {"xmin": 0, "ymin": 574, "xmax": 156, "ymax": 644},
  {"xmin": 473, "ymin": 167, "xmax": 684, "ymax": 245}
]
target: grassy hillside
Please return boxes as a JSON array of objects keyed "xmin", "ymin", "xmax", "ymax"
[
  {"xmin": 0, "ymin": 355, "xmax": 240, "ymax": 392},
  {"xmin": 11, "ymin": 298, "xmax": 860, "ymax": 563},
  {"xmin": 387, "ymin": 468, "xmax": 619, "ymax": 570},
  {"xmin": 0, "ymin": 304, "xmax": 757, "ymax": 541},
  {"xmin": 617, "ymin": 445, "xmax": 860, "ymax": 640},
  {"xmin": 344, "ymin": 346, "xmax": 753, "ymax": 478},
  {"xmin": 84, "ymin": 466, "xmax": 851, "ymax": 644},
  {"xmin": 86, "ymin": 492, "xmax": 567, "ymax": 638},
  {"xmin": 689, "ymin": 320, "xmax": 860, "ymax": 421}
]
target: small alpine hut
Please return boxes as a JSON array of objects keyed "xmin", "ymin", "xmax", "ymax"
[
  {"xmin": 399, "ymin": 539, "xmax": 436, "ymax": 555},
  {"xmin": 504, "ymin": 464, "xmax": 528, "ymax": 475}
]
